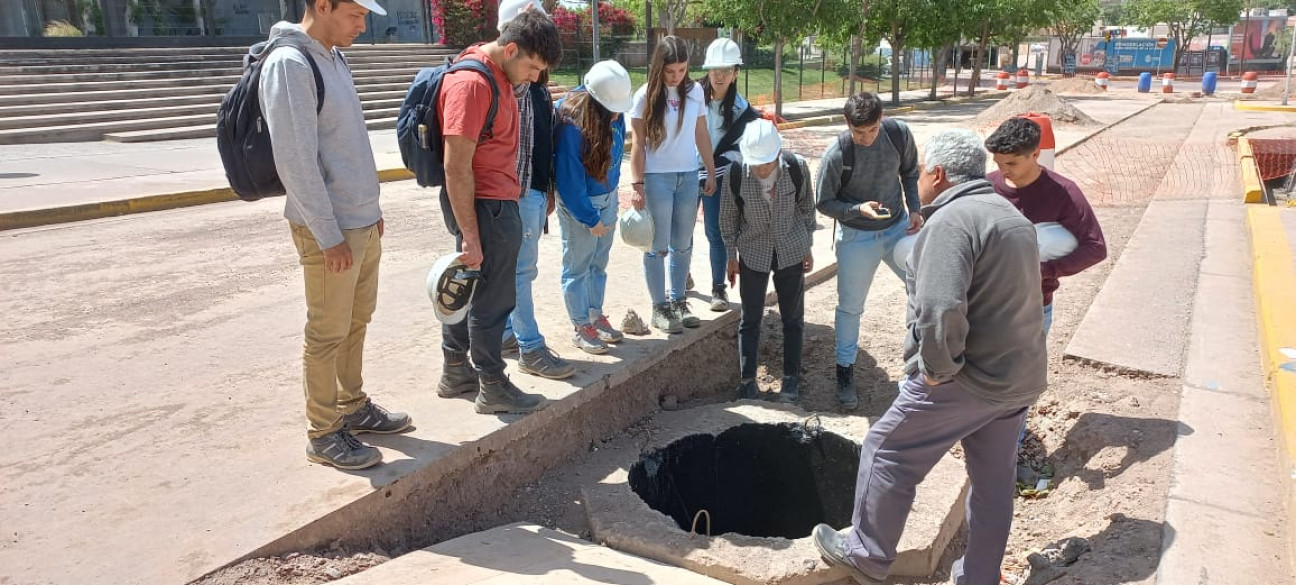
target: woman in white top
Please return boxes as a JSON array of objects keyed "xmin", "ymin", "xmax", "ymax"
[{"xmin": 629, "ymin": 35, "xmax": 718, "ymax": 334}]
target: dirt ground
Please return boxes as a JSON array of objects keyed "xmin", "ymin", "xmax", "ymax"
[{"xmin": 192, "ymin": 101, "xmax": 1188, "ymax": 585}]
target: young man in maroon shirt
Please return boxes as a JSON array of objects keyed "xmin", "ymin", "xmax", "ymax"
[{"xmin": 984, "ymin": 117, "xmax": 1107, "ymax": 336}]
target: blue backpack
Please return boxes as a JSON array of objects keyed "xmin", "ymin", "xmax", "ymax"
[{"xmin": 397, "ymin": 56, "xmax": 500, "ymax": 189}]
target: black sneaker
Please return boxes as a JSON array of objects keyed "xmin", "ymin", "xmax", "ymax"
[
  {"xmin": 673, "ymin": 299, "xmax": 701, "ymax": 328},
  {"xmin": 836, "ymin": 364, "xmax": 859, "ymax": 410},
  {"xmin": 501, "ymin": 333, "xmax": 519, "ymax": 356},
  {"xmin": 306, "ymin": 429, "xmax": 382, "ymax": 470},
  {"xmin": 812, "ymin": 524, "xmax": 884, "ymax": 584},
  {"xmin": 651, "ymin": 303, "xmax": 683, "ymax": 334},
  {"xmin": 709, "ymin": 286, "xmax": 729, "ymax": 312},
  {"xmin": 342, "ymin": 400, "xmax": 412, "ymax": 434},
  {"xmin": 736, "ymin": 378, "xmax": 759, "ymax": 400},
  {"xmin": 475, "ymin": 375, "xmax": 549, "ymax": 414}
]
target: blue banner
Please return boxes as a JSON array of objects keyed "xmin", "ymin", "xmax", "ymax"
[{"xmin": 1096, "ymin": 38, "xmax": 1177, "ymax": 72}]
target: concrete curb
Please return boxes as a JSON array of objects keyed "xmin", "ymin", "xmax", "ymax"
[
  {"xmin": 1237, "ymin": 138, "xmax": 1267, "ymax": 204},
  {"xmin": 1245, "ymin": 205, "xmax": 1296, "ymax": 553},
  {"xmin": 1234, "ymin": 100, "xmax": 1296, "ymax": 113}
]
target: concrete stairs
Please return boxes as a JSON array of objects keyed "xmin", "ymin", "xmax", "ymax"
[{"xmin": 0, "ymin": 44, "xmax": 459, "ymax": 144}]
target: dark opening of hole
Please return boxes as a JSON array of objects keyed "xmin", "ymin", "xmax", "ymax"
[{"xmin": 628, "ymin": 423, "xmax": 861, "ymax": 539}]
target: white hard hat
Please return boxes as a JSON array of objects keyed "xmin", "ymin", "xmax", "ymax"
[
  {"xmin": 497, "ymin": 0, "xmax": 547, "ymax": 30},
  {"xmin": 739, "ymin": 119, "xmax": 782, "ymax": 165},
  {"xmin": 703, "ymin": 38, "xmax": 742, "ymax": 69},
  {"xmin": 584, "ymin": 60, "xmax": 634, "ymax": 113},
  {"xmin": 352, "ymin": 0, "xmax": 387, "ymax": 16},
  {"xmin": 427, "ymin": 252, "xmax": 481, "ymax": 325},
  {"xmin": 1035, "ymin": 222, "xmax": 1078, "ymax": 261},
  {"xmin": 893, "ymin": 234, "xmax": 917, "ymax": 269},
  {"xmin": 618, "ymin": 207, "xmax": 655, "ymax": 253}
]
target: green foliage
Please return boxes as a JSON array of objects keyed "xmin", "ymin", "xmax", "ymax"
[
  {"xmin": 1127, "ymin": 0, "xmax": 1242, "ymax": 62},
  {"xmin": 836, "ymin": 52, "xmax": 888, "ymax": 78},
  {"xmin": 1048, "ymin": 0, "xmax": 1100, "ymax": 57},
  {"xmin": 43, "ymin": 20, "xmax": 84, "ymax": 37}
]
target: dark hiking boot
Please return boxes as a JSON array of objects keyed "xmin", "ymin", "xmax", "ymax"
[
  {"xmin": 501, "ymin": 333, "xmax": 519, "ymax": 356},
  {"xmin": 836, "ymin": 364, "xmax": 859, "ymax": 410},
  {"xmin": 777, "ymin": 376, "xmax": 801, "ymax": 403},
  {"xmin": 342, "ymin": 400, "xmax": 412, "ymax": 434},
  {"xmin": 736, "ymin": 378, "xmax": 759, "ymax": 400},
  {"xmin": 475, "ymin": 374, "xmax": 549, "ymax": 414},
  {"xmin": 306, "ymin": 429, "xmax": 382, "ymax": 470},
  {"xmin": 438, "ymin": 349, "xmax": 478, "ymax": 398}
]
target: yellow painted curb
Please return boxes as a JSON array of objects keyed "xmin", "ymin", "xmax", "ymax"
[
  {"xmin": 1247, "ymin": 205, "xmax": 1296, "ymax": 489},
  {"xmin": 1238, "ymin": 138, "xmax": 1267, "ymax": 204},
  {"xmin": 1234, "ymin": 100, "xmax": 1296, "ymax": 112}
]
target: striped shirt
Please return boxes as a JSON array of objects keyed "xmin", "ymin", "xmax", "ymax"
[{"xmin": 719, "ymin": 153, "xmax": 817, "ymax": 273}]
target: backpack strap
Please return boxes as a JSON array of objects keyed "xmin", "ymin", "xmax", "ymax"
[
  {"xmin": 446, "ymin": 58, "xmax": 500, "ymax": 144},
  {"xmin": 835, "ymin": 130, "xmax": 854, "ymax": 198},
  {"xmin": 258, "ymin": 40, "xmax": 325, "ymax": 115},
  {"xmin": 727, "ymin": 159, "xmax": 744, "ymax": 207},
  {"xmin": 882, "ymin": 117, "xmax": 907, "ymax": 157},
  {"xmin": 781, "ymin": 150, "xmax": 804, "ymax": 201}
]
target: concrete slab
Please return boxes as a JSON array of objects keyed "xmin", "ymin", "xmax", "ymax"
[
  {"xmin": 1064, "ymin": 199, "xmax": 1207, "ymax": 376},
  {"xmin": 582, "ymin": 403, "xmax": 967, "ymax": 584},
  {"xmin": 331, "ymin": 523, "xmax": 729, "ymax": 585}
]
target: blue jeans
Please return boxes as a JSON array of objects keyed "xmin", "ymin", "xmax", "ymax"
[
  {"xmin": 504, "ymin": 188, "xmax": 548, "ymax": 353},
  {"xmin": 834, "ymin": 218, "xmax": 910, "ymax": 366},
  {"xmin": 1042, "ymin": 303, "xmax": 1053, "ymax": 337},
  {"xmin": 643, "ymin": 171, "xmax": 700, "ymax": 305},
  {"xmin": 558, "ymin": 193, "xmax": 618, "ymax": 326},
  {"xmin": 697, "ymin": 175, "xmax": 727, "ymax": 290}
]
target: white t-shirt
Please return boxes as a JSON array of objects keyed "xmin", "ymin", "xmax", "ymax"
[{"xmin": 631, "ymin": 83, "xmax": 705, "ymax": 174}]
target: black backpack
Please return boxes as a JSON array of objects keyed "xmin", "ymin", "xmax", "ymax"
[
  {"xmin": 835, "ymin": 117, "xmax": 908, "ymax": 196},
  {"xmin": 216, "ymin": 40, "xmax": 325, "ymax": 202},
  {"xmin": 726, "ymin": 150, "xmax": 807, "ymax": 211},
  {"xmin": 396, "ymin": 55, "xmax": 500, "ymax": 236}
]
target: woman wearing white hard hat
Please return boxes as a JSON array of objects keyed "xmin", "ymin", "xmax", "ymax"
[
  {"xmin": 555, "ymin": 60, "xmax": 633, "ymax": 355},
  {"xmin": 698, "ymin": 37, "xmax": 760, "ymax": 313},
  {"xmin": 719, "ymin": 119, "xmax": 817, "ymax": 403},
  {"xmin": 629, "ymin": 36, "xmax": 718, "ymax": 334}
]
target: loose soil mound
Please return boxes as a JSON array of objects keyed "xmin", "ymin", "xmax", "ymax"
[
  {"xmin": 1048, "ymin": 77, "xmax": 1107, "ymax": 95},
  {"xmin": 973, "ymin": 86, "xmax": 1101, "ymax": 127},
  {"xmin": 1250, "ymin": 80, "xmax": 1290, "ymax": 99}
]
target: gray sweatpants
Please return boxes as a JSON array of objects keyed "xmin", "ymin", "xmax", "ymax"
[{"xmin": 845, "ymin": 374, "xmax": 1031, "ymax": 585}]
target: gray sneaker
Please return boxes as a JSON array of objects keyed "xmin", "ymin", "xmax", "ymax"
[
  {"xmin": 673, "ymin": 299, "xmax": 701, "ymax": 328},
  {"xmin": 342, "ymin": 400, "xmax": 412, "ymax": 434},
  {"xmin": 475, "ymin": 374, "xmax": 549, "ymax": 414},
  {"xmin": 307, "ymin": 429, "xmax": 382, "ymax": 470},
  {"xmin": 592, "ymin": 316, "xmax": 624, "ymax": 343},
  {"xmin": 573, "ymin": 324, "xmax": 610, "ymax": 355},
  {"xmin": 812, "ymin": 524, "xmax": 884, "ymax": 584},
  {"xmin": 651, "ymin": 303, "xmax": 683, "ymax": 334},
  {"xmin": 519, "ymin": 346, "xmax": 576, "ymax": 380},
  {"xmin": 709, "ymin": 286, "xmax": 729, "ymax": 312}
]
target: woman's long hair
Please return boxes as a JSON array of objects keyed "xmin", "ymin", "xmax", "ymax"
[
  {"xmin": 701, "ymin": 67, "xmax": 739, "ymax": 131},
  {"xmin": 643, "ymin": 36, "xmax": 694, "ymax": 150},
  {"xmin": 562, "ymin": 89, "xmax": 615, "ymax": 183}
]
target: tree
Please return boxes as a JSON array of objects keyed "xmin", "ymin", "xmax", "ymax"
[
  {"xmin": 909, "ymin": 0, "xmax": 965, "ymax": 99},
  {"xmin": 656, "ymin": 0, "xmax": 692, "ymax": 33},
  {"xmin": 815, "ymin": 0, "xmax": 873, "ymax": 96},
  {"xmin": 867, "ymin": 0, "xmax": 920, "ymax": 105},
  {"xmin": 1049, "ymin": 0, "xmax": 1101, "ymax": 72},
  {"xmin": 1127, "ymin": 0, "xmax": 1242, "ymax": 68},
  {"xmin": 704, "ymin": 0, "xmax": 833, "ymax": 117}
]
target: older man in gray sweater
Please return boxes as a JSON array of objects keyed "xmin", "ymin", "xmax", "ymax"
[{"xmin": 813, "ymin": 129, "xmax": 1047, "ymax": 585}]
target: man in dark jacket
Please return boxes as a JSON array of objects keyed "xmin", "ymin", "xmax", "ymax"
[{"xmin": 813, "ymin": 129, "xmax": 1047, "ymax": 585}]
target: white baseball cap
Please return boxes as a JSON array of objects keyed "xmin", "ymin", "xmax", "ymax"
[
  {"xmin": 739, "ymin": 119, "xmax": 783, "ymax": 165},
  {"xmin": 352, "ymin": 0, "xmax": 387, "ymax": 16},
  {"xmin": 498, "ymin": 0, "xmax": 547, "ymax": 29}
]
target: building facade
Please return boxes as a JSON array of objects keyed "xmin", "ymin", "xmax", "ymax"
[{"xmin": 5, "ymin": 0, "xmax": 433, "ymax": 43}]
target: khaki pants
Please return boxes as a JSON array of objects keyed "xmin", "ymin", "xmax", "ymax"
[{"xmin": 290, "ymin": 222, "xmax": 380, "ymax": 438}]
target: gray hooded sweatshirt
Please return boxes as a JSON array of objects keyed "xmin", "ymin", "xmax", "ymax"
[
  {"xmin": 258, "ymin": 22, "xmax": 380, "ymax": 249},
  {"xmin": 904, "ymin": 178, "xmax": 1047, "ymax": 408}
]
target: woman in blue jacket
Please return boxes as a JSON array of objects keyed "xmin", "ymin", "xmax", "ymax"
[
  {"xmin": 556, "ymin": 60, "xmax": 634, "ymax": 355},
  {"xmin": 699, "ymin": 38, "xmax": 759, "ymax": 312}
]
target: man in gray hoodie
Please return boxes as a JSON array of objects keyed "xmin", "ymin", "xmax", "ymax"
[
  {"xmin": 260, "ymin": 0, "xmax": 411, "ymax": 471},
  {"xmin": 812, "ymin": 129, "xmax": 1047, "ymax": 585}
]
